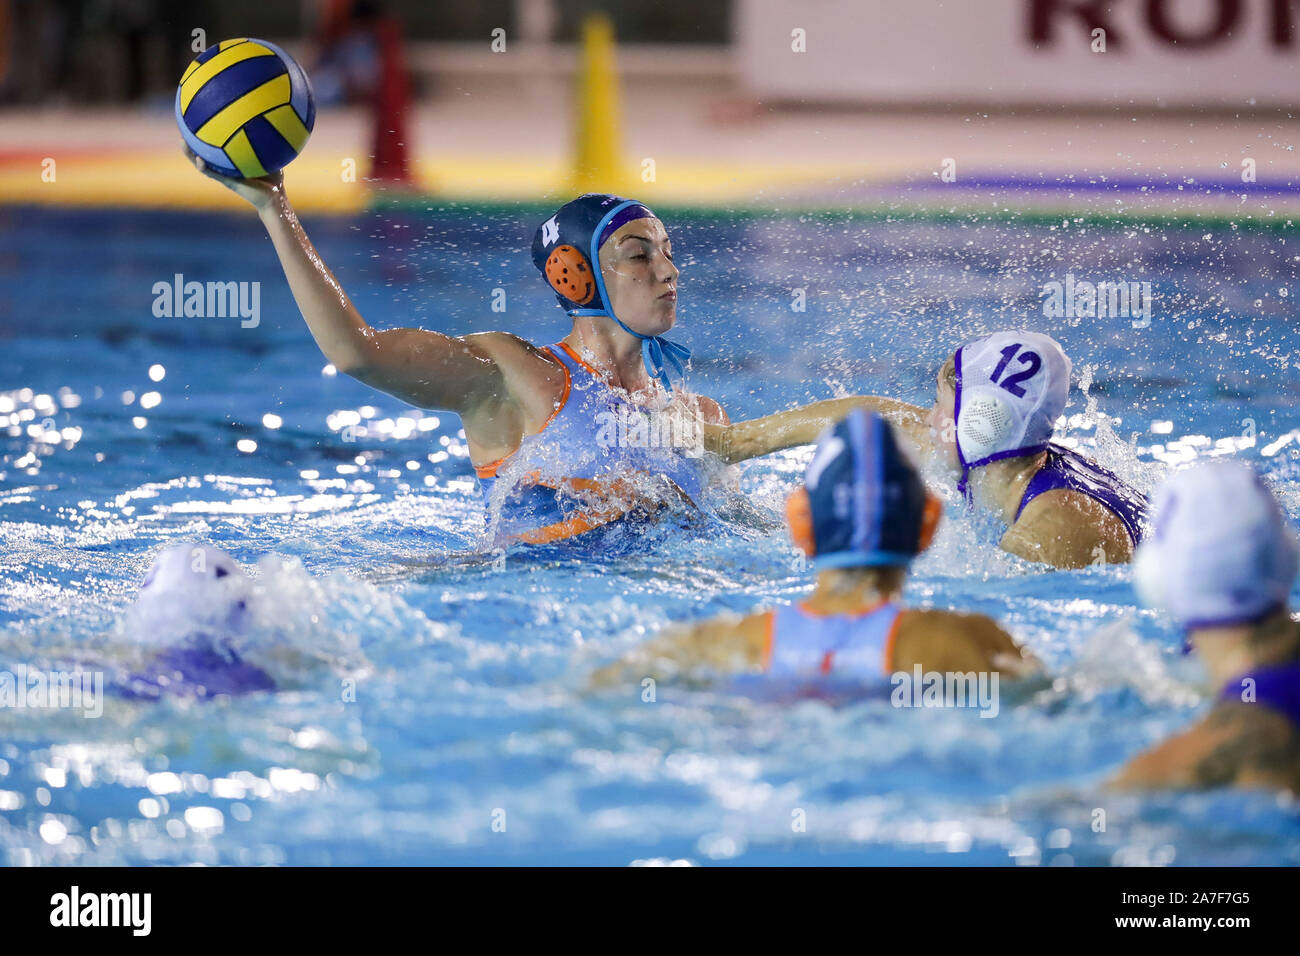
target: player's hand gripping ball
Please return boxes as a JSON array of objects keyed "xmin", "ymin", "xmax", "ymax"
[{"xmin": 176, "ymin": 37, "xmax": 315, "ymax": 179}]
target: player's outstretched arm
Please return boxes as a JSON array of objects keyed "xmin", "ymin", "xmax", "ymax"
[{"xmin": 704, "ymin": 396, "xmax": 930, "ymax": 464}]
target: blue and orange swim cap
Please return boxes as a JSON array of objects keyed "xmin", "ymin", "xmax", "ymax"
[
  {"xmin": 786, "ymin": 409, "xmax": 942, "ymax": 569},
  {"xmin": 531, "ymin": 193, "xmax": 690, "ymax": 391}
]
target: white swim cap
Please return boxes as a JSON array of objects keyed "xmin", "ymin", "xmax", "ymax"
[
  {"xmin": 954, "ymin": 331, "xmax": 1071, "ymax": 486},
  {"xmin": 128, "ymin": 543, "xmax": 251, "ymax": 644},
  {"xmin": 1133, "ymin": 461, "xmax": 1298, "ymax": 629}
]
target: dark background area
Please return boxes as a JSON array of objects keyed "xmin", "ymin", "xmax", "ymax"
[{"xmin": 0, "ymin": 0, "xmax": 732, "ymax": 105}]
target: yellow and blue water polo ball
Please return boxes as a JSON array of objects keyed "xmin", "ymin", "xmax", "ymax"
[{"xmin": 175, "ymin": 37, "xmax": 315, "ymax": 179}]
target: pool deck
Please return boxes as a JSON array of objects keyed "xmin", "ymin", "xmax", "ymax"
[{"xmin": 3, "ymin": 84, "xmax": 1299, "ymax": 222}]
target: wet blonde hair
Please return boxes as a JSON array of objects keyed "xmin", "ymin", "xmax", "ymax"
[{"xmin": 940, "ymin": 354, "xmax": 957, "ymax": 393}]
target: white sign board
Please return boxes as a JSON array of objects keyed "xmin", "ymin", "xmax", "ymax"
[{"xmin": 737, "ymin": 0, "xmax": 1299, "ymax": 107}]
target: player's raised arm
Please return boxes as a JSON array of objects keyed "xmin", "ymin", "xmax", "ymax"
[{"xmin": 187, "ymin": 152, "xmax": 511, "ymax": 418}]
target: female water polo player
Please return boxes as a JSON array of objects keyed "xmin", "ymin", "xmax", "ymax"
[
  {"xmin": 187, "ymin": 156, "xmax": 726, "ymax": 546},
  {"xmin": 707, "ymin": 331, "xmax": 1147, "ymax": 569},
  {"xmin": 593, "ymin": 411, "xmax": 1038, "ymax": 689},
  {"xmin": 1111, "ymin": 461, "xmax": 1300, "ymax": 793}
]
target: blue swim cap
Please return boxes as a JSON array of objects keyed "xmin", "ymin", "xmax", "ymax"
[
  {"xmin": 787, "ymin": 409, "xmax": 942, "ymax": 570},
  {"xmin": 532, "ymin": 193, "xmax": 690, "ymax": 391}
]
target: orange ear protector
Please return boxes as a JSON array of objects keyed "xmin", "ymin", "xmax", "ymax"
[
  {"xmin": 785, "ymin": 486, "xmax": 816, "ymax": 558},
  {"xmin": 917, "ymin": 491, "xmax": 942, "ymax": 553},
  {"xmin": 544, "ymin": 244, "xmax": 595, "ymax": 305},
  {"xmin": 784, "ymin": 486, "xmax": 943, "ymax": 560}
]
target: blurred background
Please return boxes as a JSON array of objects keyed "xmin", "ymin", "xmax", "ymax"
[{"xmin": 2, "ymin": 0, "xmax": 1297, "ymax": 213}]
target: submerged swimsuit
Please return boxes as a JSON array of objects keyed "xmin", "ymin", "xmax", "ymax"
[
  {"xmin": 1219, "ymin": 660, "xmax": 1300, "ymax": 729},
  {"xmin": 1014, "ymin": 444, "xmax": 1147, "ymax": 545},
  {"xmin": 763, "ymin": 601, "xmax": 903, "ymax": 680},
  {"xmin": 119, "ymin": 640, "xmax": 275, "ymax": 700},
  {"xmin": 475, "ymin": 343, "xmax": 712, "ymax": 546}
]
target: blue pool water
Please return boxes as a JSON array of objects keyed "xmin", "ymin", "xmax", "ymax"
[{"xmin": 1, "ymin": 203, "xmax": 1298, "ymax": 865}]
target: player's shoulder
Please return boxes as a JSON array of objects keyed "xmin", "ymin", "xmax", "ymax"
[
  {"xmin": 463, "ymin": 332, "xmax": 570, "ymax": 387},
  {"xmin": 674, "ymin": 609, "xmax": 773, "ymax": 671},
  {"xmin": 676, "ymin": 390, "xmax": 728, "ymax": 425},
  {"xmin": 1009, "ymin": 486, "xmax": 1132, "ymax": 566},
  {"xmin": 461, "ymin": 330, "xmax": 540, "ymax": 360},
  {"xmin": 898, "ymin": 606, "xmax": 1002, "ymax": 637},
  {"xmin": 706, "ymin": 609, "xmax": 772, "ymax": 645},
  {"xmin": 1116, "ymin": 704, "xmax": 1270, "ymax": 789},
  {"xmin": 1019, "ymin": 484, "xmax": 1120, "ymax": 526},
  {"xmin": 1124, "ymin": 701, "xmax": 1300, "ymax": 788}
]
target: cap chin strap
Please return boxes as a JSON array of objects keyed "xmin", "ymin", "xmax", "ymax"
[
  {"xmin": 1179, "ymin": 604, "xmax": 1288, "ymax": 654},
  {"xmin": 566, "ymin": 309, "xmax": 691, "ymax": 392},
  {"xmin": 634, "ymin": 328, "xmax": 691, "ymax": 392},
  {"xmin": 953, "ymin": 345, "xmax": 974, "ymax": 500},
  {"xmin": 956, "ymin": 445, "xmax": 1048, "ymax": 500},
  {"xmin": 813, "ymin": 550, "xmax": 917, "ymax": 570}
]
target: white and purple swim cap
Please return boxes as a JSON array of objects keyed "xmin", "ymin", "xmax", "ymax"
[
  {"xmin": 128, "ymin": 542, "xmax": 251, "ymax": 644},
  {"xmin": 1133, "ymin": 461, "xmax": 1298, "ymax": 629},
  {"xmin": 953, "ymin": 331, "xmax": 1071, "ymax": 493}
]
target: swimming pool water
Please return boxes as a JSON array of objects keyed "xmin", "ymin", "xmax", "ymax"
[{"xmin": 0, "ymin": 203, "xmax": 1297, "ymax": 865}]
